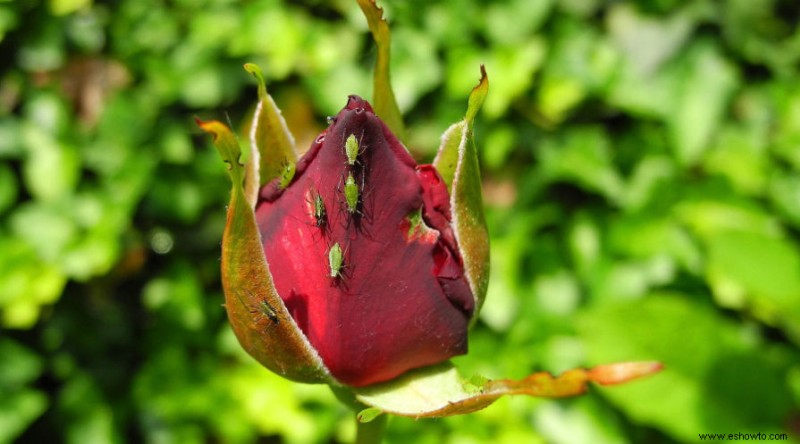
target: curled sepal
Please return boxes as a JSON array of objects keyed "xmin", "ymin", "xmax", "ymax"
[
  {"xmin": 356, "ymin": 0, "xmax": 406, "ymax": 142},
  {"xmin": 197, "ymin": 118, "xmax": 331, "ymax": 384},
  {"xmin": 354, "ymin": 361, "xmax": 662, "ymax": 419},
  {"xmin": 244, "ymin": 63, "xmax": 297, "ymax": 193},
  {"xmin": 433, "ymin": 66, "xmax": 490, "ymax": 316}
]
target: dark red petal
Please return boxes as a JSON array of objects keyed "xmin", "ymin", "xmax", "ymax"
[
  {"xmin": 255, "ymin": 96, "xmax": 474, "ymax": 387},
  {"xmin": 417, "ymin": 165, "xmax": 474, "ymax": 316}
]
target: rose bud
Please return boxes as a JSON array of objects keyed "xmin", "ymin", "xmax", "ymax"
[
  {"xmin": 197, "ymin": 54, "xmax": 490, "ymax": 388},
  {"xmin": 253, "ymin": 95, "xmax": 478, "ymax": 387}
]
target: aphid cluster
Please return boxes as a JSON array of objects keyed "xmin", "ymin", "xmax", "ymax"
[
  {"xmin": 302, "ymin": 129, "xmax": 369, "ymax": 283},
  {"xmin": 341, "ymin": 133, "xmax": 367, "ymax": 216},
  {"xmin": 304, "ymin": 185, "xmax": 345, "ymax": 282}
]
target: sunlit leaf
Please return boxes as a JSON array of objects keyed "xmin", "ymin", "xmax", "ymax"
[
  {"xmin": 579, "ymin": 293, "xmax": 796, "ymax": 441},
  {"xmin": 668, "ymin": 41, "xmax": 738, "ymax": 165},
  {"xmin": 707, "ymin": 230, "xmax": 800, "ymax": 341},
  {"xmin": 0, "ymin": 237, "xmax": 66, "ymax": 328}
]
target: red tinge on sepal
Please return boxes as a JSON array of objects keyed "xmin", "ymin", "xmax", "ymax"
[{"xmin": 588, "ymin": 361, "xmax": 664, "ymax": 386}]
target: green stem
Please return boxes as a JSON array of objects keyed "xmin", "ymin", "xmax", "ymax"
[{"xmin": 355, "ymin": 413, "xmax": 387, "ymax": 444}]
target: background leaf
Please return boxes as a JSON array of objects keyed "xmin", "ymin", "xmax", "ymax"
[{"xmin": 578, "ymin": 294, "xmax": 796, "ymax": 441}]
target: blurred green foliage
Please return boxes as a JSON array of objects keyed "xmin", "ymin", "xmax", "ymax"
[{"xmin": 1, "ymin": 0, "xmax": 799, "ymax": 442}]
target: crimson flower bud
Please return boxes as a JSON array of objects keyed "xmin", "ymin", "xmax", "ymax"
[
  {"xmin": 200, "ymin": 61, "xmax": 659, "ymax": 418},
  {"xmin": 255, "ymin": 96, "xmax": 475, "ymax": 387}
]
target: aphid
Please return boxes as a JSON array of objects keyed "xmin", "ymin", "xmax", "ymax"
[
  {"xmin": 277, "ymin": 159, "xmax": 296, "ymax": 189},
  {"xmin": 344, "ymin": 172, "xmax": 359, "ymax": 214},
  {"xmin": 249, "ymin": 298, "xmax": 279, "ymax": 324},
  {"xmin": 258, "ymin": 300, "xmax": 279, "ymax": 324},
  {"xmin": 310, "ymin": 190, "xmax": 327, "ymax": 228},
  {"xmin": 345, "ymin": 134, "xmax": 360, "ymax": 166},
  {"xmin": 328, "ymin": 242, "xmax": 344, "ymax": 279}
]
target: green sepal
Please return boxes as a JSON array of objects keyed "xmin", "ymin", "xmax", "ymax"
[
  {"xmin": 197, "ymin": 118, "xmax": 331, "ymax": 384},
  {"xmin": 244, "ymin": 63, "xmax": 297, "ymax": 188},
  {"xmin": 353, "ymin": 361, "xmax": 662, "ymax": 418},
  {"xmin": 356, "ymin": 0, "xmax": 406, "ymax": 142},
  {"xmin": 433, "ymin": 66, "xmax": 490, "ymax": 317}
]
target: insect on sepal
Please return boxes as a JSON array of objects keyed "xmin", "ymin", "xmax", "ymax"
[
  {"xmin": 255, "ymin": 299, "xmax": 279, "ymax": 324},
  {"xmin": 278, "ymin": 160, "xmax": 296, "ymax": 189}
]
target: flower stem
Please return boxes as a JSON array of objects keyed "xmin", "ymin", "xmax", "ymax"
[{"xmin": 355, "ymin": 413, "xmax": 387, "ymax": 444}]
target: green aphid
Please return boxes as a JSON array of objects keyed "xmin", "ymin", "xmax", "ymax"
[
  {"xmin": 309, "ymin": 189, "xmax": 326, "ymax": 228},
  {"xmin": 249, "ymin": 298, "xmax": 279, "ymax": 324},
  {"xmin": 259, "ymin": 300, "xmax": 279, "ymax": 324},
  {"xmin": 344, "ymin": 172, "xmax": 359, "ymax": 214},
  {"xmin": 345, "ymin": 134, "xmax": 359, "ymax": 166},
  {"xmin": 278, "ymin": 160, "xmax": 296, "ymax": 189},
  {"xmin": 328, "ymin": 242, "xmax": 344, "ymax": 279}
]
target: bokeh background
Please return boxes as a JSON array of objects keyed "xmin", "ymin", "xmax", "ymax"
[{"xmin": 2, "ymin": 0, "xmax": 800, "ymax": 442}]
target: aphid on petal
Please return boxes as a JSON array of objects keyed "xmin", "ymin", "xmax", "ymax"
[
  {"xmin": 308, "ymin": 187, "xmax": 327, "ymax": 228},
  {"xmin": 344, "ymin": 172, "xmax": 360, "ymax": 214},
  {"xmin": 328, "ymin": 242, "xmax": 344, "ymax": 279},
  {"xmin": 345, "ymin": 134, "xmax": 360, "ymax": 166}
]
